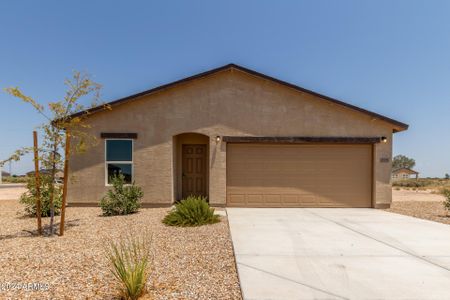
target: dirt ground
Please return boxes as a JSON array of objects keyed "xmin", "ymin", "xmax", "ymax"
[
  {"xmin": 392, "ymin": 188, "xmax": 445, "ymax": 202},
  {"xmin": 388, "ymin": 188, "xmax": 450, "ymax": 225},
  {"xmin": 387, "ymin": 201, "xmax": 450, "ymax": 225}
]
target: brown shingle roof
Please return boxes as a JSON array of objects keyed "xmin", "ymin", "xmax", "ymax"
[{"xmin": 392, "ymin": 168, "xmax": 419, "ymax": 175}]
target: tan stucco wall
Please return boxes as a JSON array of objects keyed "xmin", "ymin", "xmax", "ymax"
[{"xmin": 68, "ymin": 69, "xmax": 395, "ymax": 207}]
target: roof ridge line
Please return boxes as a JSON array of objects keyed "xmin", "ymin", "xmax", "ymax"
[{"xmin": 66, "ymin": 63, "xmax": 408, "ymax": 132}]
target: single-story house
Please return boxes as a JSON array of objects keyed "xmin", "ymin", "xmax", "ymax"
[
  {"xmin": 26, "ymin": 169, "xmax": 64, "ymax": 180},
  {"xmin": 391, "ymin": 168, "xmax": 419, "ymax": 181},
  {"xmin": 0, "ymin": 169, "xmax": 9, "ymax": 184},
  {"xmin": 67, "ymin": 64, "xmax": 408, "ymax": 208}
]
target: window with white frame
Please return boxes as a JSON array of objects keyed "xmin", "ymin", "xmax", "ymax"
[{"xmin": 105, "ymin": 139, "xmax": 133, "ymax": 185}]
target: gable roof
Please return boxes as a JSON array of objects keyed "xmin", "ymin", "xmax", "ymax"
[
  {"xmin": 392, "ymin": 168, "xmax": 419, "ymax": 174},
  {"xmin": 68, "ymin": 63, "xmax": 408, "ymax": 132}
]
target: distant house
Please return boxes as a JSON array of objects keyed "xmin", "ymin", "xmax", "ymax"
[
  {"xmin": 391, "ymin": 168, "xmax": 419, "ymax": 181},
  {"xmin": 26, "ymin": 169, "xmax": 64, "ymax": 180},
  {"xmin": 0, "ymin": 169, "xmax": 10, "ymax": 184}
]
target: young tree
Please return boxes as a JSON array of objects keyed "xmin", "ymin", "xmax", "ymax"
[
  {"xmin": 3, "ymin": 71, "xmax": 106, "ymax": 235},
  {"xmin": 392, "ymin": 154, "xmax": 416, "ymax": 170},
  {"xmin": 445, "ymin": 173, "xmax": 450, "ymax": 180}
]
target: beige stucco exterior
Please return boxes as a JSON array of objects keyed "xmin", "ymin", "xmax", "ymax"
[{"xmin": 68, "ymin": 67, "xmax": 400, "ymax": 208}]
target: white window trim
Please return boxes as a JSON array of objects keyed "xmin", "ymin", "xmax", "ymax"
[{"xmin": 105, "ymin": 138, "xmax": 134, "ymax": 186}]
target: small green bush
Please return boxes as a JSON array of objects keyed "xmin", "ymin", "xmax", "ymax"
[
  {"xmin": 442, "ymin": 189, "xmax": 450, "ymax": 212},
  {"xmin": 105, "ymin": 234, "xmax": 152, "ymax": 300},
  {"xmin": 163, "ymin": 195, "xmax": 220, "ymax": 227},
  {"xmin": 20, "ymin": 175, "xmax": 62, "ymax": 217},
  {"xmin": 100, "ymin": 174, "xmax": 143, "ymax": 216}
]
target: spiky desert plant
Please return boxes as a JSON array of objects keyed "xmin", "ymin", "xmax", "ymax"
[
  {"xmin": 105, "ymin": 234, "xmax": 152, "ymax": 300},
  {"xmin": 162, "ymin": 195, "xmax": 220, "ymax": 227}
]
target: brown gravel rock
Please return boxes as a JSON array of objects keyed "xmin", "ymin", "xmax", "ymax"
[
  {"xmin": 386, "ymin": 200, "xmax": 450, "ymax": 225},
  {"xmin": 0, "ymin": 200, "xmax": 242, "ymax": 299}
]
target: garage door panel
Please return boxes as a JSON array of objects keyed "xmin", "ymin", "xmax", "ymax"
[
  {"xmin": 226, "ymin": 144, "xmax": 372, "ymax": 208},
  {"xmin": 248, "ymin": 194, "xmax": 263, "ymax": 204},
  {"xmin": 228, "ymin": 194, "xmax": 245, "ymax": 206}
]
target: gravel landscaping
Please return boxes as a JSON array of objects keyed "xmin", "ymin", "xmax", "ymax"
[
  {"xmin": 386, "ymin": 201, "xmax": 450, "ymax": 225},
  {"xmin": 0, "ymin": 200, "xmax": 242, "ymax": 299}
]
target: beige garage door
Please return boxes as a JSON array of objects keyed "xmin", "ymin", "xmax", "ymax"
[{"xmin": 226, "ymin": 144, "xmax": 372, "ymax": 207}]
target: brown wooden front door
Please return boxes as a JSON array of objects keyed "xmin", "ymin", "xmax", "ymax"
[{"xmin": 182, "ymin": 144, "xmax": 207, "ymax": 199}]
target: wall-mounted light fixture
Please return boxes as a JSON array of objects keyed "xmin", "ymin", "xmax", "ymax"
[
  {"xmin": 381, "ymin": 136, "xmax": 387, "ymax": 143},
  {"xmin": 215, "ymin": 136, "xmax": 221, "ymax": 143}
]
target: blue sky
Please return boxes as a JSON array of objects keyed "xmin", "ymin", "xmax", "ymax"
[{"xmin": 0, "ymin": 0, "xmax": 449, "ymax": 177}]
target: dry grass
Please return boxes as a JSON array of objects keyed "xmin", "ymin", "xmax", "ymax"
[
  {"xmin": 386, "ymin": 201, "xmax": 450, "ymax": 225},
  {"xmin": 0, "ymin": 200, "xmax": 242, "ymax": 299},
  {"xmin": 392, "ymin": 178, "xmax": 450, "ymax": 191}
]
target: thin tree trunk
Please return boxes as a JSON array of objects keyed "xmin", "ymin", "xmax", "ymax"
[
  {"xmin": 59, "ymin": 129, "xmax": 70, "ymax": 236},
  {"xmin": 33, "ymin": 131, "xmax": 42, "ymax": 235},
  {"xmin": 48, "ymin": 138, "xmax": 58, "ymax": 236}
]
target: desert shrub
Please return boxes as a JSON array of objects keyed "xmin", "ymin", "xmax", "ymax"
[
  {"xmin": 163, "ymin": 195, "xmax": 220, "ymax": 227},
  {"xmin": 2, "ymin": 176, "xmax": 28, "ymax": 183},
  {"xmin": 19, "ymin": 175, "xmax": 62, "ymax": 217},
  {"xmin": 100, "ymin": 174, "xmax": 143, "ymax": 216},
  {"xmin": 105, "ymin": 234, "xmax": 152, "ymax": 300},
  {"xmin": 392, "ymin": 179, "xmax": 430, "ymax": 188},
  {"xmin": 442, "ymin": 189, "xmax": 450, "ymax": 212}
]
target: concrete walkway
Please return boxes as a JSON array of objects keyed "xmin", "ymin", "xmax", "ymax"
[{"xmin": 227, "ymin": 208, "xmax": 450, "ymax": 300}]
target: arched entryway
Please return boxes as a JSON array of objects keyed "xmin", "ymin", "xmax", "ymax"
[{"xmin": 173, "ymin": 133, "xmax": 209, "ymax": 202}]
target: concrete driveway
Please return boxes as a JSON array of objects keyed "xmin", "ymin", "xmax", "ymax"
[{"xmin": 227, "ymin": 208, "xmax": 450, "ymax": 300}]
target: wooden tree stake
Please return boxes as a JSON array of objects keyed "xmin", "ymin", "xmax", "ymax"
[
  {"xmin": 59, "ymin": 129, "xmax": 70, "ymax": 236},
  {"xmin": 33, "ymin": 131, "xmax": 42, "ymax": 235}
]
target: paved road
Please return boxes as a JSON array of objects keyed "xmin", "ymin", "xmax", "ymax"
[
  {"xmin": 0, "ymin": 183, "xmax": 26, "ymax": 188},
  {"xmin": 0, "ymin": 184, "xmax": 26, "ymax": 200},
  {"xmin": 227, "ymin": 208, "xmax": 450, "ymax": 300}
]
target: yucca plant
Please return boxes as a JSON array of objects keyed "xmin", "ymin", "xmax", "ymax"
[
  {"xmin": 105, "ymin": 234, "xmax": 152, "ymax": 300},
  {"xmin": 162, "ymin": 195, "xmax": 220, "ymax": 227}
]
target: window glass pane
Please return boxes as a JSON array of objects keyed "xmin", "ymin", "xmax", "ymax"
[
  {"xmin": 106, "ymin": 140, "xmax": 132, "ymax": 161},
  {"xmin": 107, "ymin": 163, "xmax": 132, "ymax": 184}
]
